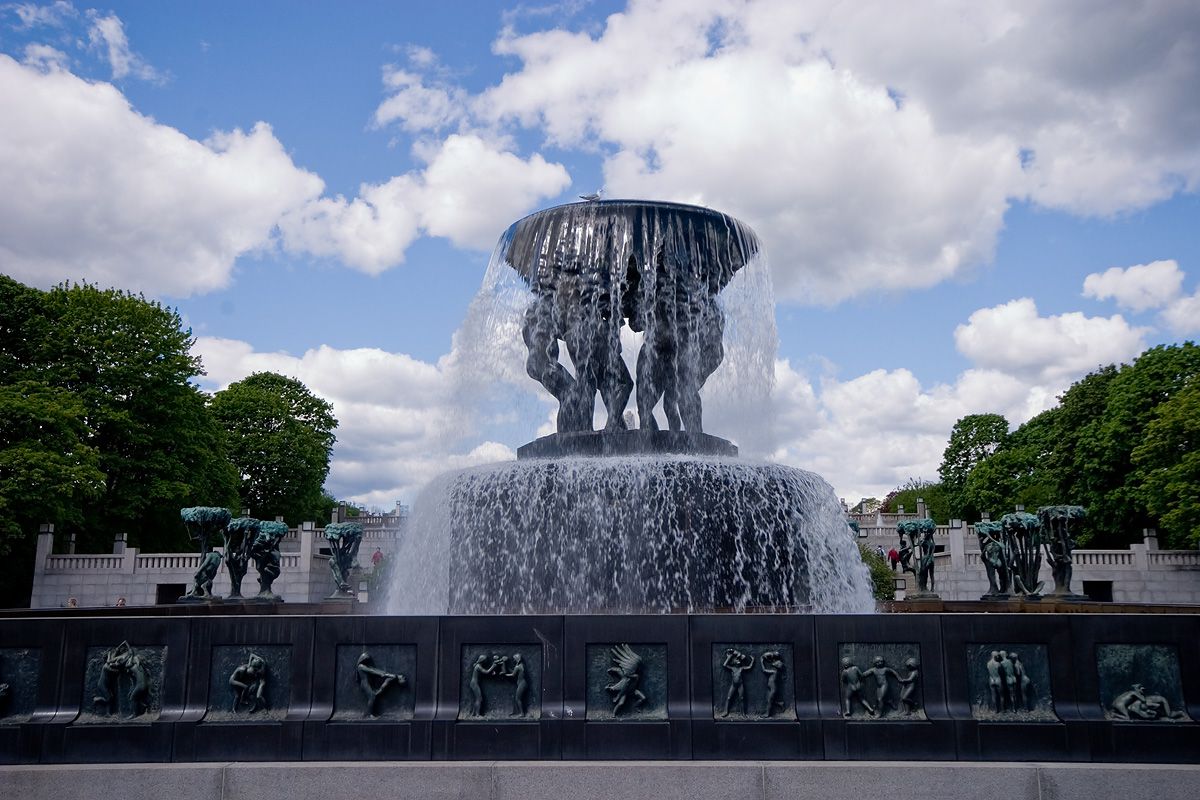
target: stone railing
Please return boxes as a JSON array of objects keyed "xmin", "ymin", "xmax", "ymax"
[
  {"xmin": 44, "ymin": 554, "xmax": 123, "ymax": 570},
  {"xmin": 1072, "ymin": 551, "xmax": 1136, "ymax": 568},
  {"xmin": 136, "ymin": 554, "xmax": 201, "ymax": 570},
  {"xmin": 1148, "ymin": 551, "xmax": 1200, "ymax": 568}
]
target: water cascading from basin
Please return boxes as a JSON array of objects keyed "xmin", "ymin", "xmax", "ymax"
[{"xmin": 386, "ymin": 200, "xmax": 873, "ymax": 614}]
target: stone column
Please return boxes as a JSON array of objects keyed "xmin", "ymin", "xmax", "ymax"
[
  {"xmin": 112, "ymin": 532, "xmax": 127, "ymax": 554},
  {"xmin": 949, "ymin": 526, "xmax": 965, "ymax": 569},
  {"xmin": 1143, "ymin": 528, "xmax": 1159, "ymax": 551}
]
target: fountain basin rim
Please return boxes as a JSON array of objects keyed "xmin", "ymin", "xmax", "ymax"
[{"xmin": 516, "ymin": 430, "xmax": 738, "ymax": 459}]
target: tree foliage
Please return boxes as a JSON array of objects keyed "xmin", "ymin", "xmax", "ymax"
[
  {"xmin": 857, "ymin": 543, "xmax": 894, "ymax": 604},
  {"xmin": 0, "ymin": 277, "xmax": 239, "ymax": 606},
  {"xmin": 938, "ymin": 413, "xmax": 1010, "ymax": 519},
  {"xmin": 1132, "ymin": 377, "xmax": 1200, "ymax": 547},
  {"xmin": 940, "ymin": 343, "xmax": 1199, "ymax": 546},
  {"xmin": 210, "ymin": 372, "xmax": 337, "ymax": 526},
  {"xmin": 881, "ymin": 478, "xmax": 949, "ymax": 523}
]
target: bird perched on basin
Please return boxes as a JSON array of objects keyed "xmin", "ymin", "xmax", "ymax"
[{"xmin": 578, "ymin": 188, "xmax": 603, "ymax": 201}]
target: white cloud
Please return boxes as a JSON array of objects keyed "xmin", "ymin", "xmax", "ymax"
[
  {"xmin": 7, "ymin": 1, "xmax": 76, "ymax": 29},
  {"xmin": 1083, "ymin": 260, "xmax": 1185, "ymax": 312},
  {"xmin": 1161, "ymin": 291, "xmax": 1200, "ymax": 335},
  {"xmin": 372, "ymin": 66, "xmax": 468, "ymax": 132},
  {"xmin": 764, "ymin": 296, "xmax": 1156, "ymax": 502},
  {"xmin": 86, "ymin": 11, "xmax": 161, "ymax": 83},
  {"xmin": 21, "ymin": 42, "xmax": 68, "ymax": 71},
  {"xmin": 0, "ymin": 54, "xmax": 325, "ymax": 297},
  {"xmin": 366, "ymin": 0, "xmax": 1200, "ymax": 304},
  {"xmin": 0, "ymin": 56, "xmax": 569, "ymax": 295},
  {"xmin": 193, "ymin": 336, "xmax": 515, "ymax": 508},
  {"xmin": 954, "ymin": 298, "xmax": 1148, "ymax": 384},
  {"xmin": 278, "ymin": 133, "xmax": 571, "ymax": 271},
  {"xmin": 193, "ymin": 290, "xmax": 1154, "ymax": 511}
]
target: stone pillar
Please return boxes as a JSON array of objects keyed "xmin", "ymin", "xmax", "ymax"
[
  {"xmin": 112, "ymin": 532, "xmax": 128, "ymax": 554},
  {"xmin": 949, "ymin": 526, "xmax": 965, "ymax": 569},
  {"xmin": 65, "ymin": 532, "xmax": 76, "ymax": 554},
  {"xmin": 917, "ymin": 497, "xmax": 927, "ymax": 518},
  {"xmin": 1143, "ymin": 528, "xmax": 1159, "ymax": 551},
  {"xmin": 981, "ymin": 512, "xmax": 991, "ymax": 522}
]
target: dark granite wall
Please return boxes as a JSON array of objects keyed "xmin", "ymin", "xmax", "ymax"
[{"xmin": 0, "ymin": 611, "xmax": 1197, "ymax": 763}]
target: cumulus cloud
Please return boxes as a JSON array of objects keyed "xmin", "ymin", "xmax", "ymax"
[
  {"xmin": 278, "ymin": 133, "xmax": 570, "ymax": 271},
  {"xmin": 194, "ymin": 336, "xmax": 516, "ymax": 508},
  {"xmin": 765, "ymin": 297, "xmax": 1152, "ymax": 502},
  {"xmin": 21, "ymin": 41, "xmax": 68, "ymax": 71},
  {"xmin": 0, "ymin": 55, "xmax": 325, "ymax": 296},
  {"xmin": 372, "ymin": 66, "xmax": 468, "ymax": 132},
  {"xmin": 367, "ymin": 0, "xmax": 1200, "ymax": 304},
  {"xmin": 1161, "ymin": 291, "xmax": 1200, "ymax": 335},
  {"xmin": 192, "ymin": 290, "xmax": 1152, "ymax": 509},
  {"xmin": 86, "ymin": 11, "xmax": 161, "ymax": 83},
  {"xmin": 1083, "ymin": 260, "xmax": 1185, "ymax": 312},
  {"xmin": 0, "ymin": 54, "xmax": 569, "ymax": 295},
  {"xmin": 954, "ymin": 298, "xmax": 1148, "ymax": 384}
]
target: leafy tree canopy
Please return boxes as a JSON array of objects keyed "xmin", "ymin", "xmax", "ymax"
[
  {"xmin": 938, "ymin": 413, "xmax": 1010, "ymax": 519},
  {"xmin": 0, "ymin": 278, "xmax": 238, "ymax": 606},
  {"xmin": 881, "ymin": 478, "xmax": 949, "ymax": 523},
  {"xmin": 210, "ymin": 372, "xmax": 337, "ymax": 526}
]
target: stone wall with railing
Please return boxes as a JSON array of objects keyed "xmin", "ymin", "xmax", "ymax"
[
  {"xmin": 27, "ymin": 516, "xmax": 406, "ymax": 609},
  {"xmin": 881, "ymin": 525, "xmax": 1200, "ymax": 604}
]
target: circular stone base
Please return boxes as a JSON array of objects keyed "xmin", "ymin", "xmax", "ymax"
[{"xmin": 516, "ymin": 430, "xmax": 738, "ymax": 459}]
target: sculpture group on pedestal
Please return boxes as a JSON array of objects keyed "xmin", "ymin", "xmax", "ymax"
[
  {"xmin": 977, "ymin": 505, "xmax": 1086, "ymax": 600},
  {"xmin": 324, "ymin": 522, "xmax": 363, "ymax": 599},
  {"xmin": 896, "ymin": 518, "xmax": 938, "ymax": 598},
  {"xmin": 509, "ymin": 203, "xmax": 757, "ymax": 437},
  {"xmin": 178, "ymin": 507, "xmax": 289, "ymax": 603}
]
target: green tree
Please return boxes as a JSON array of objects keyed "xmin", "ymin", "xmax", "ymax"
[
  {"xmin": 0, "ymin": 381, "xmax": 106, "ymax": 608},
  {"xmin": 0, "ymin": 280, "xmax": 238, "ymax": 588},
  {"xmin": 210, "ymin": 372, "xmax": 337, "ymax": 525},
  {"xmin": 960, "ymin": 409, "xmax": 1059, "ymax": 520},
  {"xmin": 857, "ymin": 543, "xmax": 894, "ymax": 604},
  {"xmin": 1132, "ymin": 377, "xmax": 1200, "ymax": 548},
  {"xmin": 35, "ymin": 283, "xmax": 238, "ymax": 553},
  {"xmin": 1068, "ymin": 344, "xmax": 1200, "ymax": 546},
  {"xmin": 938, "ymin": 413, "xmax": 1010, "ymax": 520},
  {"xmin": 881, "ymin": 478, "xmax": 949, "ymax": 522}
]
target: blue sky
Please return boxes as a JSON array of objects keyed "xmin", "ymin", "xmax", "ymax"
[{"xmin": 2, "ymin": 1, "xmax": 1198, "ymax": 508}]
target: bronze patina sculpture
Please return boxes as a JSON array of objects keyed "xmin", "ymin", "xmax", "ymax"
[
  {"xmin": 1111, "ymin": 683, "xmax": 1186, "ymax": 721},
  {"xmin": 1038, "ymin": 505, "xmax": 1087, "ymax": 598},
  {"xmin": 897, "ymin": 518, "xmax": 939, "ymax": 598},
  {"xmin": 179, "ymin": 506, "xmax": 231, "ymax": 601},
  {"xmin": 840, "ymin": 657, "xmax": 875, "ymax": 717},
  {"xmin": 897, "ymin": 657, "xmax": 921, "ymax": 714},
  {"xmin": 229, "ymin": 653, "xmax": 269, "ymax": 713},
  {"xmin": 248, "ymin": 520, "xmax": 288, "ymax": 601},
  {"xmin": 323, "ymin": 522, "xmax": 363, "ymax": 599},
  {"xmin": 1001, "ymin": 512, "xmax": 1043, "ymax": 596},
  {"xmin": 761, "ymin": 650, "xmax": 785, "ymax": 717},
  {"xmin": 605, "ymin": 643, "xmax": 647, "ymax": 716},
  {"xmin": 719, "ymin": 648, "xmax": 754, "ymax": 717},
  {"xmin": 355, "ymin": 652, "xmax": 405, "ymax": 718},
  {"xmin": 222, "ymin": 516, "xmax": 260, "ymax": 600},
  {"xmin": 862, "ymin": 655, "xmax": 898, "ymax": 717},
  {"xmin": 93, "ymin": 640, "xmax": 150, "ymax": 718},
  {"xmin": 976, "ymin": 521, "xmax": 1010, "ymax": 598}
]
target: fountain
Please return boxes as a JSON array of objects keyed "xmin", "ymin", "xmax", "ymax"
[{"xmin": 388, "ymin": 200, "xmax": 873, "ymax": 615}]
